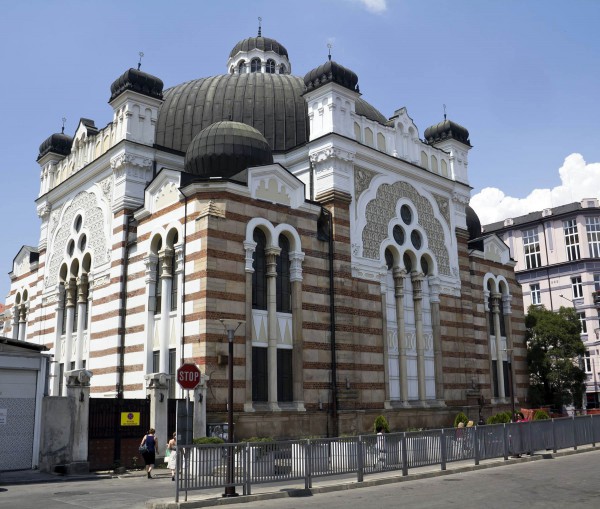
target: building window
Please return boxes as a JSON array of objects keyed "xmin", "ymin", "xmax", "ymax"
[
  {"xmin": 252, "ymin": 346, "xmax": 268, "ymax": 402},
  {"xmin": 58, "ymin": 363, "xmax": 64, "ymax": 396},
  {"xmin": 266, "ymin": 59, "xmax": 275, "ymax": 73},
  {"xmin": 595, "ymin": 273, "xmax": 600, "ymax": 291},
  {"xmin": 152, "ymin": 351, "xmax": 160, "ymax": 373},
  {"xmin": 522, "ymin": 228, "xmax": 542, "ymax": 269},
  {"xmin": 578, "ymin": 312, "xmax": 587, "ymax": 334},
  {"xmin": 238, "ymin": 60, "xmax": 246, "ymax": 73},
  {"xmin": 250, "ymin": 58, "xmax": 261, "ymax": 73},
  {"xmin": 530, "ymin": 283, "xmax": 541, "ymax": 305},
  {"xmin": 276, "ymin": 235, "xmax": 291, "ymax": 313},
  {"xmin": 252, "ymin": 229, "xmax": 267, "ymax": 310},
  {"xmin": 584, "ymin": 351, "xmax": 592, "ymax": 372},
  {"xmin": 277, "ymin": 349, "xmax": 293, "ymax": 402},
  {"xmin": 169, "ymin": 348, "xmax": 176, "ymax": 398},
  {"xmin": 564, "ymin": 219, "xmax": 581, "ymax": 261},
  {"xmin": 72, "ymin": 300, "xmax": 78, "ymax": 332},
  {"xmin": 586, "ymin": 217, "xmax": 600, "ymax": 258},
  {"xmin": 572, "ymin": 276, "xmax": 583, "ymax": 299},
  {"xmin": 170, "ymin": 252, "xmax": 178, "ymax": 311}
]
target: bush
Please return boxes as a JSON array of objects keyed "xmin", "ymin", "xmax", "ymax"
[
  {"xmin": 373, "ymin": 415, "xmax": 390, "ymax": 433},
  {"xmin": 193, "ymin": 436, "xmax": 225, "ymax": 445},
  {"xmin": 533, "ymin": 409, "xmax": 550, "ymax": 420},
  {"xmin": 454, "ymin": 412, "xmax": 469, "ymax": 428},
  {"xmin": 486, "ymin": 411, "xmax": 512, "ymax": 425}
]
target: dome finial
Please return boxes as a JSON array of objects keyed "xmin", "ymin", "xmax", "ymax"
[
  {"xmin": 61, "ymin": 117, "xmax": 66, "ymax": 134},
  {"xmin": 327, "ymin": 42, "xmax": 332, "ymax": 61},
  {"xmin": 258, "ymin": 16, "xmax": 262, "ymax": 37},
  {"xmin": 443, "ymin": 103, "xmax": 447, "ymax": 121},
  {"xmin": 137, "ymin": 51, "xmax": 144, "ymax": 71}
]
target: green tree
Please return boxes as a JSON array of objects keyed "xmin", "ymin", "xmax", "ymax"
[{"xmin": 526, "ymin": 305, "xmax": 586, "ymax": 411}]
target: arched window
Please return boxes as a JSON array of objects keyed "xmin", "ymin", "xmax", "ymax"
[
  {"xmin": 276, "ymin": 235, "xmax": 291, "ymax": 313},
  {"xmin": 170, "ymin": 232, "xmax": 179, "ymax": 311},
  {"xmin": 155, "ymin": 238, "xmax": 163, "ymax": 315},
  {"xmin": 252, "ymin": 229, "xmax": 267, "ymax": 310},
  {"xmin": 385, "ymin": 248, "xmax": 394, "ymax": 270},
  {"xmin": 487, "ymin": 280, "xmax": 494, "ymax": 335},
  {"xmin": 238, "ymin": 60, "xmax": 246, "ymax": 73},
  {"xmin": 251, "ymin": 58, "xmax": 261, "ymax": 73},
  {"xmin": 266, "ymin": 59, "xmax": 276, "ymax": 74},
  {"xmin": 60, "ymin": 284, "xmax": 67, "ymax": 335},
  {"xmin": 279, "ymin": 64, "xmax": 286, "ymax": 74}
]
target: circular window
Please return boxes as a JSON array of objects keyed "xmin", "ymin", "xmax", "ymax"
[
  {"xmin": 400, "ymin": 205, "xmax": 412, "ymax": 225},
  {"xmin": 421, "ymin": 256, "xmax": 429, "ymax": 275},
  {"xmin": 74, "ymin": 215, "xmax": 82, "ymax": 233},
  {"xmin": 393, "ymin": 225, "xmax": 405, "ymax": 245},
  {"xmin": 403, "ymin": 253, "xmax": 413, "ymax": 273},
  {"xmin": 385, "ymin": 248, "xmax": 394, "ymax": 270},
  {"xmin": 67, "ymin": 239, "xmax": 75, "ymax": 257},
  {"xmin": 411, "ymin": 230, "xmax": 422, "ymax": 250},
  {"xmin": 79, "ymin": 234, "xmax": 87, "ymax": 252}
]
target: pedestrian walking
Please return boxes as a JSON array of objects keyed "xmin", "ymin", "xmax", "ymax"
[
  {"xmin": 166, "ymin": 432, "xmax": 177, "ymax": 481},
  {"xmin": 140, "ymin": 428, "xmax": 159, "ymax": 479}
]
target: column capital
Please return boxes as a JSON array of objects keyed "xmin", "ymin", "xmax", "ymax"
[{"xmin": 66, "ymin": 369, "xmax": 93, "ymax": 388}]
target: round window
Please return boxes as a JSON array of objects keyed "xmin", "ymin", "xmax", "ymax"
[
  {"xmin": 400, "ymin": 205, "xmax": 412, "ymax": 225},
  {"xmin": 67, "ymin": 239, "xmax": 75, "ymax": 257},
  {"xmin": 411, "ymin": 230, "xmax": 422, "ymax": 250},
  {"xmin": 79, "ymin": 234, "xmax": 87, "ymax": 252},
  {"xmin": 393, "ymin": 225, "xmax": 405, "ymax": 245},
  {"xmin": 74, "ymin": 215, "xmax": 82, "ymax": 233}
]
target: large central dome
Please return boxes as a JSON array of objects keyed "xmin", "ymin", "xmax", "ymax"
[{"xmin": 154, "ymin": 35, "xmax": 388, "ymax": 156}]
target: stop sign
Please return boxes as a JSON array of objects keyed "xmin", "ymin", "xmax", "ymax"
[{"xmin": 177, "ymin": 363, "xmax": 201, "ymax": 390}]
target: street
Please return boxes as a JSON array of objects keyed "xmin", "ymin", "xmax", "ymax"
[{"xmin": 1, "ymin": 451, "xmax": 599, "ymax": 508}]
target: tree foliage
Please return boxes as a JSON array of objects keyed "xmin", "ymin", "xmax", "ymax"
[{"xmin": 526, "ymin": 305, "xmax": 586, "ymax": 410}]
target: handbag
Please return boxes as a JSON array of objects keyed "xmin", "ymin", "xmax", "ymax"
[{"xmin": 139, "ymin": 444, "xmax": 148, "ymax": 453}]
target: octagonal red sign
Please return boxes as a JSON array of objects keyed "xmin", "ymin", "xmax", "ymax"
[{"xmin": 177, "ymin": 363, "xmax": 201, "ymax": 390}]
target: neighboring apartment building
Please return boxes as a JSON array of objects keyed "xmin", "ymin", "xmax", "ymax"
[{"xmin": 484, "ymin": 198, "xmax": 600, "ymax": 407}]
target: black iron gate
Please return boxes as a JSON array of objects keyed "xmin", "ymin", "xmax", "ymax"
[{"xmin": 89, "ymin": 398, "xmax": 150, "ymax": 470}]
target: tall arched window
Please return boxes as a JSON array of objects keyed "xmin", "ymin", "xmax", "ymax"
[
  {"xmin": 266, "ymin": 59, "xmax": 275, "ymax": 73},
  {"xmin": 251, "ymin": 58, "xmax": 261, "ymax": 73},
  {"xmin": 276, "ymin": 235, "xmax": 291, "ymax": 313},
  {"xmin": 170, "ymin": 232, "xmax": 179, "ymax": 311},
  {"xmin": 238, "ymin": 60, "xmax": 246, "ymax": 73},
  {"xmin": 252, "ymin": 229, "xmax": 267, "ymax": 309},
  {"xmin": 155, "ymin": 238, "xmax": 163, "ymax": 315},
  {"xmin": 487, "ymin": 281, "xmax": 495, "ymax": 335}
]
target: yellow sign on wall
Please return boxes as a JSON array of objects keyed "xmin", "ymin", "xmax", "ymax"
[{"xmin": 121, "ymin": 412, "xmax": 141, "ymax": 426}]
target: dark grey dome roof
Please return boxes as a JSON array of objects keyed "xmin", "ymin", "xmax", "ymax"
[
  {"xmin": 304, "ymin": 60, "xmax": 359, "ymax": 93},
  {"xmin": 229, "ymin": 36, "xmax": 288, "ymax": 58},
  {"xmin": 424, "ymin": 119, "xmax": 471, "ymax": 146},
  {"xmin": 184, "ymin": 121, "xmax": 273, "ymax": 178},
  {"xmin": 109, "ymin": 68, "xmax": 164, "ymax": 102},
  {"xmin": 466, "ymin": 205, "xmax": 482, "ymax": 240},
  {"xmin": 37, "ymin": 132, "xmax": 73, "ymax": 161},
  {"xmin": 156, "ymin": 73, "xmax": 387, "ymax": 154}
]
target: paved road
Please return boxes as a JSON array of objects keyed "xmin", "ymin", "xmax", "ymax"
[
  {"xmin": 220, "ymin": 451, "xmax": 600, "ymax": 509},
  {"xmin": 2, "ymin": 451, "xmax": 600, "ymax": 508}
]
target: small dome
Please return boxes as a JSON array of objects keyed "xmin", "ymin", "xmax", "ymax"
[
  {"xmin": 466, "ymin": 205, "xmax": 482, "ymax": 240},
  {"xmin": 303, "ymin": 60, "xmax": 359, "ymax": 93},
  {"xmin": 229, "ymin": 36, "xmax": 288, "ymax": 58},
  {"xmin": 424, "ymin": 119, "xmax": 471, "ymax": 146},
  {"xmin": 37, "ymin": 132, "xmax": 73, "ymax": 161},
  {"xmin": 184, "ymin": 121, "xmax": 273, "ymax": 178},
  {"xmin": 109, "ymin": 68, "xmax": 164, "ymax": 102}
]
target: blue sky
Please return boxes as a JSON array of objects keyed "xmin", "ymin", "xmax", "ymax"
[{"xmin": 1, "ymin": 0, "xmax": 600, "ymax": 301}]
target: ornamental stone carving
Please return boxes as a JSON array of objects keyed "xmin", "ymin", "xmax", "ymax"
[
  {"xmin": 98, "ymin": 176, "xmax": 113, "ymax": 204},
  {"xmin": 37, "ymin": 202, "xmax": 51, "ymax": 220},
  {"xmin": 46, "ymin": 191, "xmax": 108, "ymax": 288},
  {"xmin": 110, "ymin": 153, "xmax": 153, "ymax": 180},
  {"xmin": 354, "ymin": 166, "xmax": 379, "ymax": 200},
  {"xmin": 309, "ymin": 147, "xmax": 355, "ymax": 172},
  {"xmin": 432, "ymin": 193, "xmax": 450, "ymax": 230},
  {"xmin": 361, "ymin": 181, "xmax": 451, "ymax": 276}
]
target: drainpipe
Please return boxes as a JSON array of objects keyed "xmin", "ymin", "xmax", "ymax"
[{"xmin": 541, "ymin": 221, "xmax": 554, "ymax": 311}]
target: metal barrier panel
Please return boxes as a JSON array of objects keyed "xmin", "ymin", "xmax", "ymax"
[
  {"xmin": 506, "ymin": 423, "xmax": 528, "ymax": 456},
  {"xmin": 311, "ymin": 437, "xmax": 359, "ymax": 478},
  {"xmin": 405, "ymin": 429, "xmax": 442, "ymax": 468},
  {"xmin": 553, "ymin": 417, "xmax": 575, "ymax": 450},
  {"xmin": 592, "ymin": 415, "xmax": 600, "ymax": 444},
  {"xmin": 247, "ymin": 440, "xmax": 306, "ymax": 485},
  {"xmin": 574, "ymin": 416, "xmax": 593, "ymax": 446},
  {"xmin": 530, "ymin": 420, "xmax": 554, "ymax": 452},
  {"xmin": 446, "ymin": 426, "xmax": 475, "ymax": 462},
  {"xmin": 477, "ymin": 424, "xmax": 504, "ymax": 460},
  {"xmin": 361, "ymin": 433, "xmax": 403, "ymax": 475}
]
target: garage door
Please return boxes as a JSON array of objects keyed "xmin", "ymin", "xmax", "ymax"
[{"xmin": 0, "ymin": 369, "xmax": 37, "ymax": 470}]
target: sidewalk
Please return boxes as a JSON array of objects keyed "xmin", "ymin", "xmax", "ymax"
[
  {"xmin": 0, "ymin": 466, "xmax": 170, "ymax": 485},
  {"xmin": 147, "ymin": 446, "xmax": 600, "ymax": 509}
]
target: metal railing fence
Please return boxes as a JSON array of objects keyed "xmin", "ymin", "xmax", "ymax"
[{"xmin": 174, "ymin": 415, "xmax": 600, "ymax": 502}]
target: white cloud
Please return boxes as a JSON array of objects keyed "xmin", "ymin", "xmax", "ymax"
[
  {"xmin": 472, "ymin": 153, "xmax": 600, "ymax": 226},
  {"xmin": 346, "ymin": 0, "xmax": 387, "ymax": 14}
]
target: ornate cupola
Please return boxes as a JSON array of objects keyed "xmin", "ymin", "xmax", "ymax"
[
  {"xmin": 226, "ymin": 20, "xmax": 292, "ymax": 75},
  {"xmin": 303, "ymin": 59, "xmax": 359, "ymax": 94},
  {"xmin": 37, "ymin": 130, "xmax": 73, "ymax": 162},
  {"xmin": 424, "ymin": 114, "xmax": 472, "ymax": 185},
  {"xmin": 108, "ymin": 58, "xmax": 164, "ymax": 146}
]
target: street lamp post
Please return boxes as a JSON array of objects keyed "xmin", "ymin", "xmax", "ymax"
[{"xmin": 220, "ymin": 319, "xmax": 244, "ymax": 498}]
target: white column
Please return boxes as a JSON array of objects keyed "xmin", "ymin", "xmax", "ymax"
[
  {"xmin": 159, "ymin": 248, "xmax": 173, "ymax": 375},
  {"xmin": 266, "ymin": 247, "xmax": 281, "ymax": 411},
  {"xmin": 429, "ymin": 276, "xmax": 444, "ymax": 400},
  {"xmin": 412, "ymin": 272, "xmax": 426, "ymax": 403},
  {"xmin": 17, "ymin": 305, "xmax": 27, "ymax": 342},
  {"xmin": 492, "ymin": 293, "xmax": 506, "ymax": 398},
  {"xmin": 63, "ymin": 279, "xmax": 77, "ymax": 393},
  {"xmin": 394, "ymin": 268, "xmax": 409, "ymax": 405},
  {"xmin": 75, "ymin": 274, "xmax": 89, "ymax": 369}
]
